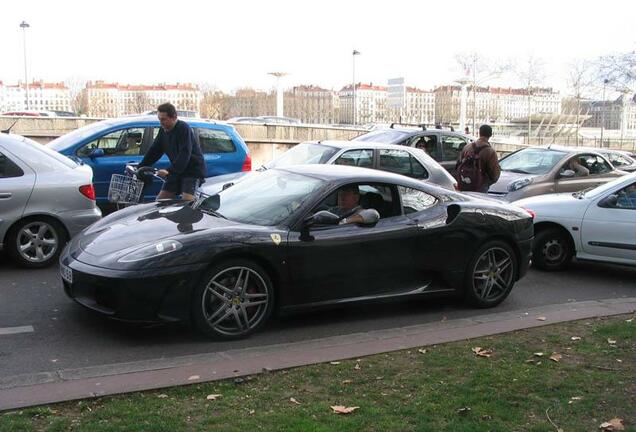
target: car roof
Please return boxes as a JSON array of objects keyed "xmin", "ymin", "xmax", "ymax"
[
  {"xmin": 276, "ymin": 163, "xmax": 430, "ymax": 186},
  {"xmin": 306, "ymin": 139, "xmax": 426, "ymax": 152},
  {"xmin": 99, "ymin": 115, "xmax": 230, "ymax": 128},
  {"xmin": 530, "ymin": 145, "xmax": 610, "ymax": 155}
]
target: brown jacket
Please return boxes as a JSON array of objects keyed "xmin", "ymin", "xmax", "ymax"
[{"xmin": 458, "ymin": 138, "xmax": 501, "ymax": 186}]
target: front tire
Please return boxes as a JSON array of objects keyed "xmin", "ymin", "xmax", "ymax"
[
  {"xmin": 191, "ymin": 259, "xmax": 274, "ymax": 340},
  {"xmin": 532, "ymin": 228, "xmax": 573, "ymax": 271},
  {"xmin": 7, "ymin": 217, "xmax": 67, "ymax": 268},
  {"xmin": 464, "ymin": 240, "xmax": 517, "ymax": 308}
]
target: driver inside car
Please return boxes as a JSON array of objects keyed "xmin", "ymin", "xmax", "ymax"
[{"xmin": 328, "ymin": 184, "xmax": 380, "ymax": 225}]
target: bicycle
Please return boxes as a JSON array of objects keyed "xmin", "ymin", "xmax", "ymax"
[{"xmin": 108, "ymin": 165, "xmax": 164, "ymax": 209}]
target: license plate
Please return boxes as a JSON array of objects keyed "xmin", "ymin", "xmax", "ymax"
[{"xmin": 60, "ymin": 264, "xmax": 73, "ymax": 284}]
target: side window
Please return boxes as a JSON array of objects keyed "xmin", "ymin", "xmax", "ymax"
[
  {"xmin": 582, "ymin": 154, "xmax": 612, "ymax": 175},
  {"xmin": 398, "ymin": 186, "xmax": 438, "ymax": 215},
  {"xmin": 78, "ymin": 128, "xmax": 144, "ymax": 157},
  {"xmin": 441, "ymin": 135, "xmax": 468, "ymax": 161},
  {"xmin": 0, "ymin": 151, "xmax": 24, "ymax": 178},
  {"xmin": 379, "ymin": 149, "xmax": 429, "ymax": 179},
  {"xmin": 196, "ymin": 128, "xmax": 236, "ymax": 154},
  {"xmin": 334, "ymin": 149, "xmax": 373, "ymax": 167},
  {"xmin": 616, "ymin": 182, "xmax": 636, "ymax": 209},
  {"xmin": 311, "ymin": 183, "xmax": 397, "ymax": 222},
  {"xmin": 412, "ymin": 135, "xmax": 440, "ymax": 160}
]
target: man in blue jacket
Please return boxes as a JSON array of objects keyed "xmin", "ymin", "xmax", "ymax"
[{"xmin": 139, "ymin": 103, "xmax": 206, "ymax": 201}]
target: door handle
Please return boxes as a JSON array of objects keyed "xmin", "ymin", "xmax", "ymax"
[{"xmin": 0, "ymin": 192, "xmax": 12, "ymax": 199}]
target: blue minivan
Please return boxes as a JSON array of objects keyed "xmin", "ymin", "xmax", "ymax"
[{"xmin": 48, "ymin": 116, "xmax": 251, "ymax": 204}]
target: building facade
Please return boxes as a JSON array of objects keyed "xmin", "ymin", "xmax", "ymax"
[
  {"xmin": 386, "ymin": 87, "xmax": 435, "ymax": 125},
  {"xmin": 583, "ymin": 93, "xmax": 636, "ymax": 134},
  {"xmin": 0, "ymin": 80, "xmax": 72, "ymax": 113},
  {"xmin": 284, "ymin": 85, "xmax": 339, "ymax": 124}
]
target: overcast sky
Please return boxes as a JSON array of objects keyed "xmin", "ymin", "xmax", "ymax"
[{"xmin": 1, "ymin": 0, "xmax": 634, "ymax": 95}]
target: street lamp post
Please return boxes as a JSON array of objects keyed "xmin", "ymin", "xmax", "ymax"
[
  {"xmin": 600, "ymin": 78, "xmax": 609, "ymax": 147},
  {"xmin": 267, "ymin": 72, "xmax": 288, "ymax": 118},
  {"xmin": 20, "ymin": 20, "xmax": 30, "ymax": 110},
  {"xmin": 352, "ymin": 50, "xmax": 360, "ymax": 125}
]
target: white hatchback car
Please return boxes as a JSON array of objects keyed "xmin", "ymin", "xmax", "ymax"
[{"xmin": 514, "ymin": 172, "xmax": 636, "ymax": 270}]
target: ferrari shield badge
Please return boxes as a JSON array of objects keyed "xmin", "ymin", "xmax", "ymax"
[{"xmin": 270, "ymin": 233, "xmax": 282, "ymax": 245}]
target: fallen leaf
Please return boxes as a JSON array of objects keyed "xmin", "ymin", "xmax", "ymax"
[
  {"xmin": 568, "ymin": 396, "xmax": 583, "ymax": 404},
  {"xmin": 534, "ymin": 352, "xmax": 544, "ymax": 357},
  {"xmin": 471, "ymin": 347, "xmax": 493, "ymax": 357},
  {"xmin": 375, "ymin": 376, "xmax": 383, "ymax": 380},
  {"xmin": 249, "ymin": 410, "xmax": 255, "ymax": 415},
  {"xmin": 331, "ymin": 405, "xmax": 359, "ymax": 414},
  {"xmin": 341, "ymin": 380, "xmax": 353, "ymax": 385},
  {"xmin": 354, "ymin": 363, "xmax": 361, "ymax": 370},
  {"xmin": 607, "ymin": 339, "xmax": 617, "ymax": 345},
  {"xmin": 206, "ymin": 394, "xmax": 222, "ymax": 401},
  {"xmin": 329, "ymin": 361, "xmax": 341, "ymax": 365},
  {"xmin": 157, "ymin": 394, "xmax": 169, "ymax": 399},
  {"xmin": 600, "ymin": 418, "xmax": 625, "ymax": 431},
  {"xmin": 187, "ymin": 375, "xmax": 200, "ymax": 381},
  {"xmin": 457, "ymin": 407, "xmax": 471, "ymax": 416},
  {"xmin": 537, "ymin": 316, "xmax": 547, "ymax": 321},
  {"xmin": 289, "ymin": 397, "xmax": 301, "ymax": 405},
  {"xmin": 418, "ymin": 349, "xmax": 427, "ymax": 354},
  {"xmin": 616, "ymin": 359, "xmax": 623, "ymax": 363},
  {"xmin": 550, "ymin": 353, "xmax": 562, "ymax": 362},
  {"xmin": 481, "ymin": 414, "xmax": 493, "ymax": 420},
  {"xmin": 571, "ymin": 336, "xmax": 582, "ymax": 341},
  {"xmin": 626, "ymin": 318, "xmax": 633, "ymax": 323}
]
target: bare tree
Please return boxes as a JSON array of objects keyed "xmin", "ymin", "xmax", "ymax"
[
  {"xmin": 516, "ymin": 55, "xmax": 547, "ymax": 141},
  {"xmin": 597, "ymin": 50, "xmax": 636, "ymax": 91},
  {"xmin": 567, "ymin": 59, "xmax": 595, "ymax": 144},
  {"xmin": 131, "ymin": 92, "xmax": 152, "ymax": 114},
  {"xmin": 64, "ymin": 77, "xmax": 87, "ymax": 115},
  {"xmin": 455, "ymin": 52, "xmax": 511, "ymax": 130}
]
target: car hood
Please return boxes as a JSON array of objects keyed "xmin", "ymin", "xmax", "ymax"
[
  {"xmin": 513, "ymin": 192, "xmax": 589, "ymax": 218},
  {"xmin": 488, "ymin": 171, "xmax": 541, "ymax": 194},
  {"xmin": 78, "ymin": 203, "xmax": 240, "ymax": 257},
  {"xmin": 200, "ymin": 171, "xmax": 252, "ymax": 195}
]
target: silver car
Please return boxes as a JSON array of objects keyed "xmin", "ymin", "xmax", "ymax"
[
  {"xmin": 0, "ymin": 134, "xmax": 101, "ymax": 268},
  {"xmin": 199, "ymin": 140, "xmax": 457, "ymax": 195}
]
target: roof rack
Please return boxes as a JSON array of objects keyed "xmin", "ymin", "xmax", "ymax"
[{"xmin": 389, "ymin": 123, "xmax": 427, "ymax": 131}]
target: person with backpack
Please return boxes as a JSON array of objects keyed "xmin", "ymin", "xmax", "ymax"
[{"xmin": 454, "ymin": 124, "xmax": 501, "ymax": 192}]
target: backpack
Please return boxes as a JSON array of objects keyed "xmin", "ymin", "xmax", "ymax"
[{"xmin": 455, "ymin": 143, "xmax": 488, "ymax": 192}]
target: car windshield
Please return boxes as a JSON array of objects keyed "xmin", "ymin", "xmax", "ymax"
[
  {"xmin": 195, "ymin": 169, "xmax": 326, "ymax": 226},
  {"xmin": 499, "ymin": 148, "xmax": 567, "ymax": 174},
  {"xmin": 265, "ymin": 143, "xmax": 339, "ymax": 169},
  {"xmin": 47, "ymin": 121, "xmax": 114, "ymax": 151},
  {"xmin": 353, "ymin": 130, "xmax": 412, "ymax": 144}
]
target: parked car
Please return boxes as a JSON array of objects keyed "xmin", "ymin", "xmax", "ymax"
[
  {"xmin": 486, "ymin": 146, "xmax": 626, "ymax": 202},
  {"xmin": 0, "ymin": 133, "xmax": 101, "ymax": 268},
  {"xmin": 585, "ymin": 148, "xmax": 636, "ymax": 173},
  {"xmin": 352, "ymin": 123, "xmax": 474, "ymax": 174},
  {"xmin": 60, "ymin": 165, "xmax": 532, "ymax": 339},
  {"xmin": 198, "ymin": 140, "xmax": 457, "ymax": 195},
  {"xmin": 47, "ymin": 116, "xmax": 251, "ymax": 205},
  {"xmin": 514, "ymin": 172, "xmax": 636, "ymax": 270}
]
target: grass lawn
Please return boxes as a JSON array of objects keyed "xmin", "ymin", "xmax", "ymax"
[{"xmin": 1, "ymin": 314, "xmax": 634, "ymax": 432}]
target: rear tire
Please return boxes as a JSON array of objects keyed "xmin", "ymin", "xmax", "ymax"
[
  {"xmin": 191, "ymin": 259, "xmax": 274, "ymax": 340},
  {"xmin": 464, "ymin": 240, "xmax": 517, "ymax": 308},
  {"xmin": 7, "ymin": 217, "xmax": 67, "ymax": 268},
  {"xmin": 532, "ymin": 228, "xmax": 573, "ymax": 271}
]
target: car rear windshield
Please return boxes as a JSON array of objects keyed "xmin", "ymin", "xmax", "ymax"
[
  {"xmin": 352, "ymin": 130, "xmax": 411, "ymax": 144},
  {"xmin": 266, "ymin": 143, "xmax": 339, "ymax": 169},
  {"xmin": 196, "ymin": 169, "xmax": 326, "ymax": 226},
  {"xmin": 23, "ymin": 137, "xmax": 78, "ymax": 168},
  {"xmin": 499, "ymin": 148, "xmax": 566, "ymax": 174}
]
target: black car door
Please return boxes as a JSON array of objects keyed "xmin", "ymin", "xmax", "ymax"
[{"xmin": 285, "ymin": 182, "xmax": 421, "ymax": 307}]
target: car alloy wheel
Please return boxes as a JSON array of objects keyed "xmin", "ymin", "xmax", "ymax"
[
  {"xmin": 472, "ymin": 247, "xmax": 514, "ymax": 302},
  {"xmin": 200, "ymin": 265, "xmax": 271, "ymax": 338},
  {"xmin": 14, "ymin": 220, "xmax": 60, "ymax": 266}
]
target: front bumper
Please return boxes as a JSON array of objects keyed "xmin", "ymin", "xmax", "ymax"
[{"xmin": 60, "ymin": 255, "xmax": 207, "ymax": 323}]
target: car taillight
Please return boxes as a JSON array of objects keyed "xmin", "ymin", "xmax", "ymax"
[
  {"xmin": 241, "ymin": 154, "xmax": 252, "ymax": 171},
  {"xmin": 79, "ymin": 184, "xmax": 96, "ymax": 201},
  {"xmin": 522, "ymin": 207, "xmax": 536, "ymax": 219}
]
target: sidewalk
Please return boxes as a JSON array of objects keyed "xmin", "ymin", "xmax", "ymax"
[{"xmin": 1, "ymin": 297, "xmax": 635, "ymax": 411}]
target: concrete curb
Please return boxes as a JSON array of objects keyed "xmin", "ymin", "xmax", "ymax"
[{"xmin": 1, "ymin": 297, "xmax": 635, "ymax": 411}]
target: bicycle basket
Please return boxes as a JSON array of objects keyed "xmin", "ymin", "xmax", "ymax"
[{"xmin": 108, "ymin": 174, "xmax": 144, "ymax": 204}]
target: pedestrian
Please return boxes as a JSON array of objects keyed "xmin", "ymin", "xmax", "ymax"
[
  {"xmin": 139, "ymin": 103, "xmax": 206, "ymax": 201},
  {"xmin": 454, "ymin": 124, "xmax": 500, "ymax": 192},
  {"xmin": 464, "ymin": 126, "xmax": 470, "ymax": 135}
]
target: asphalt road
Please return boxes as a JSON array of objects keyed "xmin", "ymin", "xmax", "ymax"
[{"xmin": 1, "ymin": 253, "xmax": 635, "ymax": 381}]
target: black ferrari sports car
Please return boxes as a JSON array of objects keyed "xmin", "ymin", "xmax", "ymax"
[{"xmin": 60, "ymin": 165, "xmax": 533, "ymax": 339}]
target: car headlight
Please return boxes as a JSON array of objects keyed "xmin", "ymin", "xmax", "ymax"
[
  {"xmin": 118, "ymin": 240, "xmax": 183, "ymax": 263},
  {"xmin": 508, "ymin": 178, "xmax": 533, "ymax": 192}
]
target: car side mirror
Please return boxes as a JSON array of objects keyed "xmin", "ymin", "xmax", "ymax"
[
  {"xmin": 560, "ymin": 169, "xmax": 575, "ymax": 178},
  {"xmin": 89, "ymin": 148, "xmax": 104, "ymax": 159},
  {"xmin": 304, "ymin": 210, "xmax": 340, "ymax": 227},
  {"xmin": 598, "ymin": 194, "xmax": 618, "ymax": 208}
]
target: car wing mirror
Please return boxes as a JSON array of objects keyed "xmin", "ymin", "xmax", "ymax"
[
  {"xmin": 598, "ymin": 194, "xmax": 618, "ymax": 208},
  {"xmin": 89, "ymin": 148, "xmax": 105, "ymax": 159},
  {"xmin": 560, "ymin": 169, "xmax": 575, "ymax": 178},
  {"xmin": 304, "ymin": 210, "xmax": 340, "ymax": 227}
]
